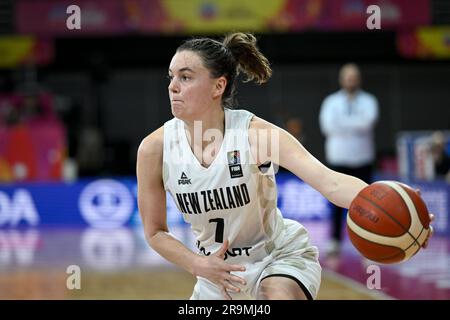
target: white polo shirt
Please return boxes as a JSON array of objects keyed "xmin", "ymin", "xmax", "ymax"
[{"xmin": 319, "ymin": 89, "xmax": 379, "ymax": 167}]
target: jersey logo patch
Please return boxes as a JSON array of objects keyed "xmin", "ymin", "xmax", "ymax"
[
  {"xmin": 229, "ymin": 165, "xmax": 243, "ymax": 178},
  {"xmin": 228, "ymin": 150, "xmax": 243, "ymax": 178},
  {"xmin": 227, "ymin": 150, "xmax": 240, "ymax": 165},
  {"xmin": 178, "ymin": 172, "xmax": 191, "ymax": 185}
]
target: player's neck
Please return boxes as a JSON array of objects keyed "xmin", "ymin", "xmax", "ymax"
[{"xmin": 184, "ymin": 106, "xmax": 225, "ymax": 147}]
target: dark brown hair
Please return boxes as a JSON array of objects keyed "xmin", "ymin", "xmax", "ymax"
[{"xmin": 177, "ymin": 32, "xmax": 272, "ymax": 108}]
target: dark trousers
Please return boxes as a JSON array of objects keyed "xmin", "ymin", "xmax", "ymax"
[{"xmin": 328, "ymin": 164, "xmax": 373, "ymax": 242}]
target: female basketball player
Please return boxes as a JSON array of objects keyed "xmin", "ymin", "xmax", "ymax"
[{"xmin": 137, "ymin": 32, "xmax": 433, "ymax": 300}]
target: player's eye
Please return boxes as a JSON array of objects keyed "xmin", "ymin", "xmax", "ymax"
[{"xmin": 167, "ymin": 75, "xmax": 174, "ymax": 81}]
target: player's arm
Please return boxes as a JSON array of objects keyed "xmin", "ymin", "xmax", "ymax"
[
  {"xmin": 137, "ymin": 127, "xmax": 199, "ymax": 274},
  {"xmin": 137, "ymin": 128, "xmax": 246, "ymax": 298},
  {"xmin": 249, "ymin": 116, "xmax": 367, "ymax": 209},
  {"xmin": 249, "ymin": 116, "xmax": 433, "ymax": 248}
]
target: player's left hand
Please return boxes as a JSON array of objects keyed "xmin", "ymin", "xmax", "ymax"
[{"xmin": 415, "ymin": 188, "xmax": 434, "ymax": 249}]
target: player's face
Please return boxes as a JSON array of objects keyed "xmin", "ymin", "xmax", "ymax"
[{"xmin": 168, "ymin": 50, "xmax": 219, "ymax": 121}]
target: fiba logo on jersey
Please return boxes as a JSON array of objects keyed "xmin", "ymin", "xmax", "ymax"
[
  {"xmin": 79, "ymin": 179, "xmax": 134, "ymax": 228},
  {"xmin": 178, "ymin": 172, "xmax": 191, "ymax": 185},
  {"xmin": 228, "ymin": 150, "xmax": 243, "ymax": 178}
]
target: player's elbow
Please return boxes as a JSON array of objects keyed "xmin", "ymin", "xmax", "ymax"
[
  {"xmin": 146, "ymin": 230, "xmax": 160, "ymax": 249},
  {"xmin": 146, "ymin": 226, "xmax": 168, "ymax": 248}
]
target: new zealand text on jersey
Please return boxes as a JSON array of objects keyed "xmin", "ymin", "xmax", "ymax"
[{"xmin": 175, "ymin": 183, "xmax": 250, "ymax": 214}]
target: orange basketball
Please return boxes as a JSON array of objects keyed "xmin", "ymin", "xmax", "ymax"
[{"xmin": 347, "ymin": 181, "xmax": 431, "ymax": 264}]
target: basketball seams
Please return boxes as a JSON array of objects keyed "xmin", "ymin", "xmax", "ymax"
[
  {"xmin": 348, "ymin": 219, "xmax": 422, "ymax": 263},
  {"xmin": 403, "ymin": 225, "xmax": 430, "ymax": 260},
  {"xmin": 356, "ymin": 193, "xmax": 420, "ymax": 247},
  {"xmin": 403, "ymin": 240, "xmax": 421, "ymax": 261},
  {"xmin": 347, "ymin": 215, "xmax": 413, "ymax": 249},
  {"xmin": 419, "ymin": 227, "xmax": 431, "ymax": 245},
  {"xmin": 380, "ymin": 181, "xmax": 428, "ymax": 248},
  {"xmin": 356, "ymin": 194, "xmax": 410, "ymax": 237},
  {"xmin": 397, "ymin": 183, "xmax": 430, "ymax": 228},
  {"xmin": 347, "ymin": 227, "xmax": 405, "ymax": 262},
  {"xmin": 382, "ymin": 182, "xmax": 419, "ymax": 224}
]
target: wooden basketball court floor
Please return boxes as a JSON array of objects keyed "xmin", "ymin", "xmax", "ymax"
[{"xmin": 0, "ymin": 222, "xmax": 448, "ymax": 300}]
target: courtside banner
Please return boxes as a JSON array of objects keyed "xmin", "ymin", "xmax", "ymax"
[
  {"xmin": 0, "ymin": 174, "xmax": 327, "ymax": 229},
  {"xmin": 0, "ymin": 178, "xmax": 138, "ymax": 228},
  {"xmin": 0, "ymin": 174, "xmax": 447, "ymax": 234},
  {"xmin": 0, "ymin": 175, "xmax": 317, "ymax": 229}
]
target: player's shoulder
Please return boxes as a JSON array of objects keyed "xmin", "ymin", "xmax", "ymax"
[
  {"xmin": 248, "ymin": 116, "xmax": 279, "ymax": 136},
  {"xmin": 138, "ymin": 126, "xmax": 164, "ymax": 159},
  {"xmin": 226, "ymin": 107, "xmax": 254, "ymax": 122},
  {"xmin": 249, "ymin": 114, "xmax": 272, "ymax": 131}
]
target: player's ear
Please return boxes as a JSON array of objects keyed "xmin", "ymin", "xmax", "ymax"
[{"xmin": 213, "ymin": 76, "xmax": 227, "ymax": 99}]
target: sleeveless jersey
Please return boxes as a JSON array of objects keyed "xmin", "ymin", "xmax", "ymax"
[{"xmin": 162, "ymin": 108, "xmax": 286, "ymax": 264}]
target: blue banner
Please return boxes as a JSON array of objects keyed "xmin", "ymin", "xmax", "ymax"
[
  {"xmin": 0, "ymin": 178, "xmax": 138, "ymax": 228},
  {"xmin": 0, "ymin": 174, "xmax": 448, "ymax": 235}
]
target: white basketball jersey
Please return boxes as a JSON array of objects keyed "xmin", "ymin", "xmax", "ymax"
[{"xmin": 163, "ymin": 108, "xmax": 286, "ymax": 264}]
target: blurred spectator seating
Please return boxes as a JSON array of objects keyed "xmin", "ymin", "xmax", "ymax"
[{"xmin": 0, "ymin": 92, "xmax": 66, "ymax": 182}]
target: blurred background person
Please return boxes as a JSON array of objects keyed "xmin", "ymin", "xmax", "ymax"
[
  {"xmin": 430, "ymin": 131, "xmax": 450, "ymax": 183},
  {"xmin": 319, "ymin": 63, "xmax": 379, "ymax": 255}
]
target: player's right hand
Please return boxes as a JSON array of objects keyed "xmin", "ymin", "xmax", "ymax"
[{"xmin": 194, "ymin": 240, "xmax": 247, "ymax": 300}]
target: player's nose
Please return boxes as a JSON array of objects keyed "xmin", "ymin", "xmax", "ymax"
[{"xmin": 168, "ymin": 77, "xmax": 180, "ymax": 93}]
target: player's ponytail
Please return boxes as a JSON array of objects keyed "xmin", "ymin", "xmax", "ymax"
[
  {"xmin": 177, "ymin": 32, "xmax": 272, "ymax": 108},
  {"xmin": 222, "ymin": 32, "xmax": 272, "ymax": 85}
]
